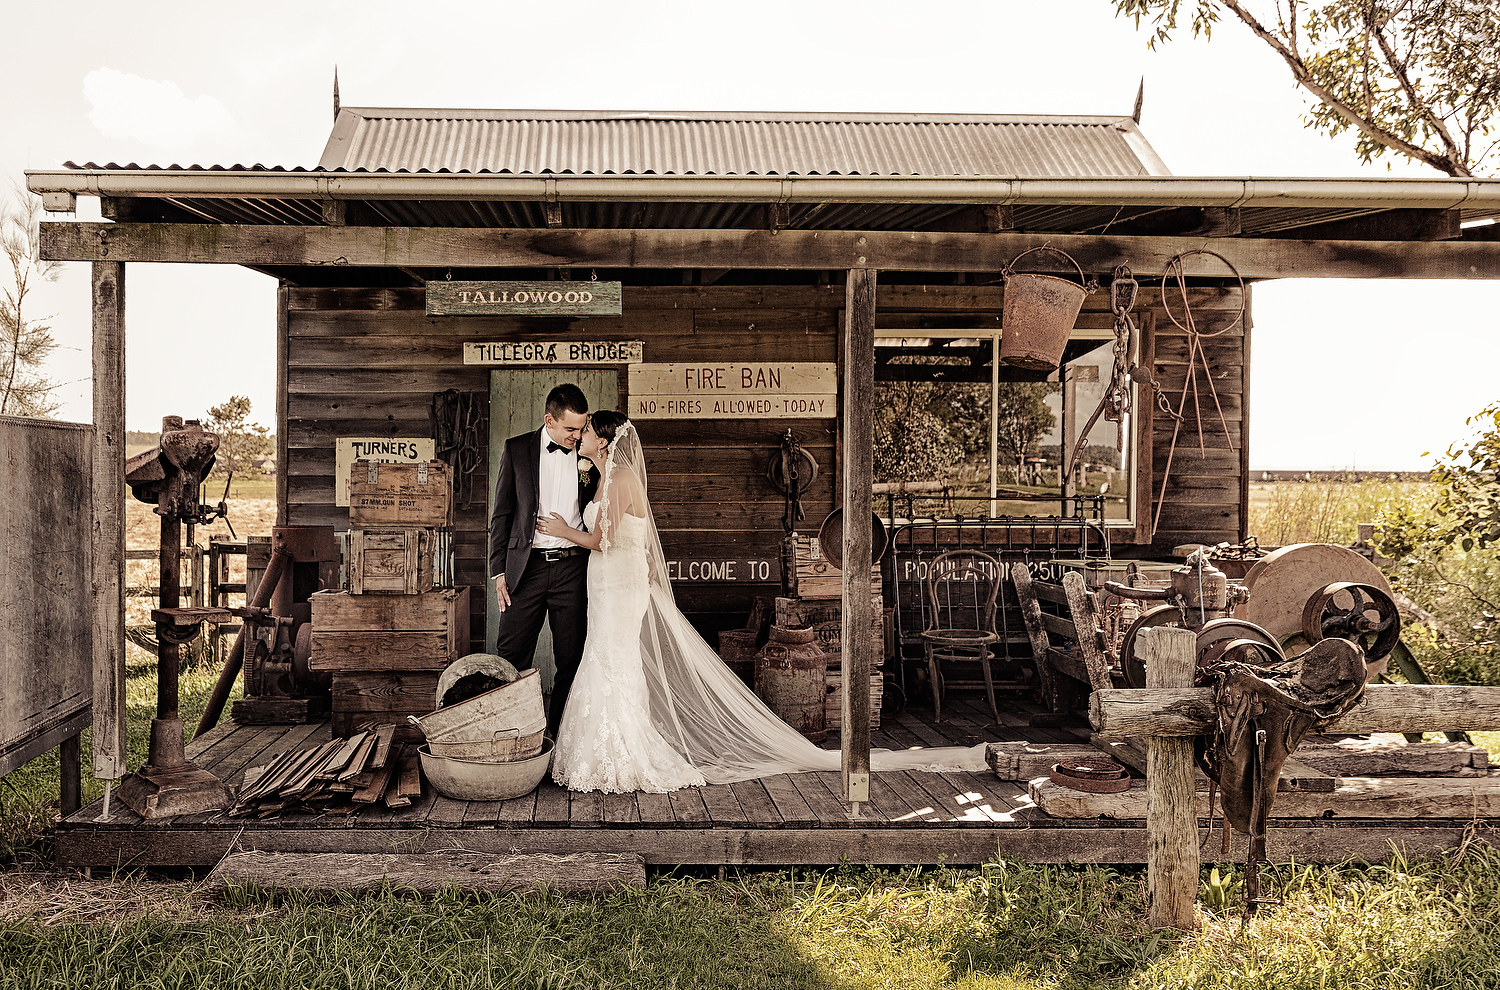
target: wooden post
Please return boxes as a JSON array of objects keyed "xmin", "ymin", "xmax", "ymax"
[
  {"xmin": 841, "ymin": 267, "xmax": 876, "ymax": 814},
  {"xmin": 275, "ymin": 281, "xmax": 289, "ymax": 527},
  {"xmin": 91, "ymin": 262, "xmax": 128, "ymax": 780},
  {"xmin": 1141, "ymin": 625, "xmax": 1198, "ymax": 929}
]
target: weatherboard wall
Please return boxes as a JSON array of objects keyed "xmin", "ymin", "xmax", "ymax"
[{"xmin": 277, "ymin": 281, "xmax": 1247, "ymax": 650}]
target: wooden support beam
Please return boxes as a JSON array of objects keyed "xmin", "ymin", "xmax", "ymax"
[
  {"xmin": 1092, "ymin": 683, "xmax": 1500, "ymax": 738},
  {"xmin": 1268, "ymin": 208, "xmax": 1462, "ymax": 242},
  {"xmin": 40, "ymin": 222, "xmax": 1500, "ymax": 280},
  {"xmin": 1141, "ymin": 626, "xmax": 1198, "ymax": 930},
  {"xmin": 91, "ymin": 262, "xmax": 128, "ymax": 780},
  {"xmin": 841, "ymin": 268, "xmax": 876, "ymax": 812}
]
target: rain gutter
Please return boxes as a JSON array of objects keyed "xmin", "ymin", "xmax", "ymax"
[{"xmin": 25, "ymin": 170, "xmax": 1500, "ymax": 214}]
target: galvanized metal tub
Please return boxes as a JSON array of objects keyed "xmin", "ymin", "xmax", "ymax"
[
  {"xmin": 418, "ymin": 738, "xmax": 555, "ymax": 801},
  {"xmin": 421, "ymin": 715, "xmax": 548, "ymax": 761},
  {"xmin": 412, "ymin": 667, "xmax": 545, "ymax": 743}
]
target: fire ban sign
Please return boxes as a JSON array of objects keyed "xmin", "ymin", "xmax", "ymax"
[{"xmin": 628, "ymin": 363, "xmax": 837, "ymax": 419}]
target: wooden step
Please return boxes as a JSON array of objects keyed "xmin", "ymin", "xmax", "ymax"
[{"xmin": 207, "ymin": 850, "xmax": 645, "ymax": 894}]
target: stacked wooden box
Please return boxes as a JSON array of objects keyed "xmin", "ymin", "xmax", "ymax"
[
  {"xmin": 311, "ymin": 460, "xmax": 467, "ymax": 739},
  {"xmin": 778, "ymin": 535, "xmax": 886, "ymax": 730}
]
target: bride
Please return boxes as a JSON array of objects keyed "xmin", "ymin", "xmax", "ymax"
[{"xmin": 535, "ymin": 410, "xmax": 986, "ymax": 794}]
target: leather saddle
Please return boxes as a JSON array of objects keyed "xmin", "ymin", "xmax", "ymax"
[{"xmin": 1194, "ymin": 637, "xmax": 1368, "ymax": 909}]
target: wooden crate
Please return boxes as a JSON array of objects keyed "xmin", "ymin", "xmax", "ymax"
[
  {"xmin": 347, "ymin": 527, "xmax": 435, "ymax": 595},
  {"xmin": 774, "ymin": 596, "xmax": 886, "ymax": 668},
  {"xmin": 347, "ymin": 460, "xmax": 452, "ymax": 527},
  {"xmin": 781, "ymin": 535, "xmax": 881, "ymax": 599},
  {"xmin": 331, "ymin": 671, "xmax": 438, "ymax": 741},
  {"xmin": 309, "ymin": 587, "xmax": 470, "ymax": 672},
  {"xmin": 824, "ymin": 673, "xmax": 884, "ymax": 730}
]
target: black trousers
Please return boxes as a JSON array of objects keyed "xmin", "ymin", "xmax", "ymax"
[{"xmin": 493, "ymin": 550, "xmax": 589, "ymax": 736}]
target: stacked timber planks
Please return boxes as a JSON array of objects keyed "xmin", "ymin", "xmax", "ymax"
[
  {"xmin": 1028, "ymin": 734, "xmax": 1498, "ymax": 819},
  {"xmin": 230, "ymin": 725, "xmax": 423, "ymax": 816}
]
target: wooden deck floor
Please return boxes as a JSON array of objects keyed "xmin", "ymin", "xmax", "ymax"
[{"xmin": 57, "ymin": 694, "xmax": 1476, "ymax": 870}]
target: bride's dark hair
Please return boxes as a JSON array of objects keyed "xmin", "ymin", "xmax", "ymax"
[{"xmin": 588, "ymin": 409, "xmax": 629, "ymax": 445}]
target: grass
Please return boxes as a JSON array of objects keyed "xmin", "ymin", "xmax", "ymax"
[
  {"xmin": 4, "ymin": 849, "xmax": 1500, "ymax": 989},
  {"xmin": 0, "ymin": 653, "xmax": 220, "ymax": 866}
]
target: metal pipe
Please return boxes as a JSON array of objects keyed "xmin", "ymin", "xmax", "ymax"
[
  {"xmin": 191, "ymin": 543, "xmax": 291, "ymax": 739},
  {"xmin": 24, "ymin": 170, "xmax": 1500, "ymax": 211}
]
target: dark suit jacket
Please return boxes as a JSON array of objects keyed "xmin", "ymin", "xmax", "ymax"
[{"xmin": 488, "ymin": 428, "xmax": 599, "ymax": 591}]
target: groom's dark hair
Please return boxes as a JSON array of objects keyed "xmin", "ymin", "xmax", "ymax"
[
  {"xmin": 589, "ymin": 409, "xmax": 629, "ymax": 444},
  {"xmin": 546, "ymin": 383, "xmax": 589, "ymax": 419}
]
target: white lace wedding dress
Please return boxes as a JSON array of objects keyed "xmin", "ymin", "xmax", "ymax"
[
  {"xmin": 551, "ymin": 421, "xmax": 987, "ymax": 794},
  {"xmin": 552, "ymin": 502, "xmax": 708, "ymax": 793}
]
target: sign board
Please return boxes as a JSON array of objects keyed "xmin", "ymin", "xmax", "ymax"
[
  {"xmin": 628, "ymin": 363, "xmax": 837, "ymax": 419},
  {"xmin": 664, "ymin": 557, "xmax": 779, "ymax": 583},
  {"xmin": 427, "ymin": 280, "xmax": 623, "ymax": 316},
  {"xmin": 335, "ymin": 437, "xmax": 436, "ymax": 507},
  {"xmin": 464, "ymin": 340, "xmax": 644, "ymax": 365}
]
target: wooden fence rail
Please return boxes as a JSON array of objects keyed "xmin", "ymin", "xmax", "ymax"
[{"xmin": 126, "ymin": 541, "xmax": 247, "ymax": 664}]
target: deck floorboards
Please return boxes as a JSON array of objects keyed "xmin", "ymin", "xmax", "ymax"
[{"xmin": 54, "ymin": 693, "xmax": 1481, "ymax": 869}]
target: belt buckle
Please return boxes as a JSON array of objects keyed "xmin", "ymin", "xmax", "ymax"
[{"xmin": 540, "ymin": 547, "xmax": 565, "ymax": 562}]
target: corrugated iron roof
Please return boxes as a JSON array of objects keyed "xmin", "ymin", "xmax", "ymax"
[{"xmin": 317, "ymin": 108, "xmax": 1172, "ymax": 178}]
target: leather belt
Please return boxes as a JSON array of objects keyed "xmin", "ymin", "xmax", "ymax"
[{"xmin": 534, "ymin": 546, "xmax": 586, "ymax": 562}]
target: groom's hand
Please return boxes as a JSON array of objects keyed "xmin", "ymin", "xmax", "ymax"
[{"xmin": 495, "ymin": 576, "xmax": 511, "ymax": 612}]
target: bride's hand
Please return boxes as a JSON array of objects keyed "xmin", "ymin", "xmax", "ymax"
[{"xmin": 536, "ymin": 512, "xmax": 565, "ymax": 538}]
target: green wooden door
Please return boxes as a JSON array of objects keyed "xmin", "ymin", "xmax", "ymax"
[{"xmin": 486, "ymin": 370, "xmax": 617, "ymax": 687}]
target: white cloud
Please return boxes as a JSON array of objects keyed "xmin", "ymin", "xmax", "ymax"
[{"xmin": 82, "ymin": 68, "xmax": 235, "ymax": 150}]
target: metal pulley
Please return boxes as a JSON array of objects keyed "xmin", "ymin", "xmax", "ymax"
[
  {"xmin": 767, "ymin": 429, "xmax": 819, "ymax": 533},
  {"xmin": 1301, "ymin": 582, "xmax": 1401, "ymax": 666}
]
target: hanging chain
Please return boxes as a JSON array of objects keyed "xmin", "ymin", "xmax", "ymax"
[{"xmin": 1105, "ymin": 264, "xmax": 1138, "ymax": 452}]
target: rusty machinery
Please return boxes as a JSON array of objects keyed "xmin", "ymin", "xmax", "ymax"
[
  {"xmin": 119, "ymin": 416, "xmax": 236, "ymax": 818},
  {"xmin": 1102, "ymin": 543, "xmax": 1402, "ymax": 686},
  {"xmin": 195, "ymin": 527, "xmax": 338, "ymax": 736}
]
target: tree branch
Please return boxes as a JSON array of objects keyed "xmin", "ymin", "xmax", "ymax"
[
  {"xmin": 1368, "ymin": 8, "xmax": 1473, "ymax": 177},
  {"xmin": 1219, "ymin": 0, "xmax": 1471, "ymax": 175}
]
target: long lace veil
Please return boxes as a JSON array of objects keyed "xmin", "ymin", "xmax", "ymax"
[{"xmin": 597, "ymin": 420, "xmax": 986, "ymax": 783}]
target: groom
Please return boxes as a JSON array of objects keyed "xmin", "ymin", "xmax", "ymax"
[{"xmin": 489, "ymin": 383, "xmax": 599, "ymax": 736}]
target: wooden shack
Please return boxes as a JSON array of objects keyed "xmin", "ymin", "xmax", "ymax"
[{"xmin": 25, "ymin": 107, "xmax": 1500, "ymax": 871}]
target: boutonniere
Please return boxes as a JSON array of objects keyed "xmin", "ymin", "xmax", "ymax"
[{"xmin": 578, "ymin": 462, "xmax": 594, "ymax": 485}]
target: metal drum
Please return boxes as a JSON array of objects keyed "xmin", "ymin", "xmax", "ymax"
[{"xmin": 753, "ymin": 626, "xmax": 829, "ymax": 743}]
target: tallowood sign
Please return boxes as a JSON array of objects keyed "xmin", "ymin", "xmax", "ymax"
[
  {"xmin": 427, "ymin": 280, "xmax": 623, "ymax": 316},
  {"xmin": 463, "ymin": 340, "xmax": 643, "ymax": 365},
  {"xmin": 628, "ymin": 363, "xmax": 837, "ymax": 419},
  {"xmin": 334, "ymin": 437, "xmax": 435, "ymax": 507}
]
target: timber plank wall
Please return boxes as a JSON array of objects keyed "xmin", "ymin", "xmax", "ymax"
[{"xmin": 279, "ymin": 281, "xmax": 1246, "ymax": 651}]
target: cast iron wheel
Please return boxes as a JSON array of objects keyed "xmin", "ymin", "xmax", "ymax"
[
  {"xmin": 1118, "ymin": 605, "xmax": 1187, "ymax": 688},
  {"xmin": 1194, "ymin": 617, "xmax": 1284, "ymax": 670},
  {"xmin": 1301, "ymin": 582, "xmax": 1401, "ymax": 665}
]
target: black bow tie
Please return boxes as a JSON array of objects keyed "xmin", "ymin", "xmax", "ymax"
[{"xmin": 546, "ymin": 441, "xmax": 569, "ymax": 454}]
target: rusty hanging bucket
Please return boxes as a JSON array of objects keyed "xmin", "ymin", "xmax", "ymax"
[{"xmin": 1000, "ymin": 246, "xmax": 1089, "ymax": 370}]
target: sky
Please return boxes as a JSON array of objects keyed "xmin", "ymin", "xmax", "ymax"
[{"xmin": 3, "ymin": 0, "xmax": 1496, "ymax": 471}]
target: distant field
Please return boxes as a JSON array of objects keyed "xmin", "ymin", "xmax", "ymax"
[{"xmin": 1246, "ymin": 478, "xmax": 1432, "ymax": 548}]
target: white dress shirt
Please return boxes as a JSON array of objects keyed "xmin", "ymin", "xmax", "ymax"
[{"xmin": 534, "ymin": 428, "xmax": 584, "ymax": 549}]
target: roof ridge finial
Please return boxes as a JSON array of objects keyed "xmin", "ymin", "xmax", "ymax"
[
  {"xmin": 333, "ymin": 65, "xmax": 341, "ymax": 123},
  {"xmin": 1132, "ymin": 76, "xmax": 1144, "ymax": 124}
]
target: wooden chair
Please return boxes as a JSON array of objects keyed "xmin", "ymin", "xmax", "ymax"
[
  {"xmin": 919, "ymin": 550, "xmax": 1002, "ymax": 723},
  {"xmin": 1011, "ymin": 564, "xmax": 1115, "ymax": 712}
]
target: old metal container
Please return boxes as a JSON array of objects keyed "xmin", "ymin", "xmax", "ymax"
[
  {"xmin": 412, "ymin": 667, "xmax": 544, "ymax": 743},
  {"xmin": 716, "ymin": 628, "xmax": 759, "ymax": 686},
  {"xmin": 753, "ymin": 626, "xmax": 829, "ymax": 743},
  {"xmin": 1000, "ymin": 247, "xmax": 1088, "ymax": 370},
  {"xmin": 418, "ymin": 738, "xmax": 554, "ymax": 801}
]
